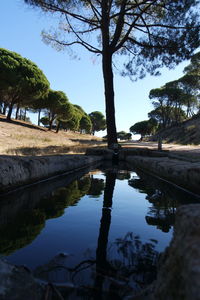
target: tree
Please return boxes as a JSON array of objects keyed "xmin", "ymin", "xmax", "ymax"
[
  {"xmin": 73, "ymin": 105, "xmax": 92, "ymax": 133},
  {"xmin": 149, "ymin": 82, "xmax": 195, "ymax": 127},
  {"xmin": 30, "ymin": 96, "xmax": 51, "ymax": 126},
  {"xmin": 148, "ymin": 106, "xmax": 187, "ymax": 129},
  {"xmin": 56, "ymin": 101, "xmax": 74, "ymax": 133},
  {"xmin": 24, "ymin": 0, "xmax": 200, "ymax": 147},
  {"xmin": 0, "ymin": 48, "xmax": 50, "ymax": 120},
  {"xmin": 89, "ymin": 111, "xmax": 106, "ymax": 135},
  {"xmin": 176, "ymin": 52, "xmax": 200, "ymax": 115},
  {"xmin": 40, "ymin": 116, "xmax": 49, "ymax": 126},
  {"xmin": 130, "ymin": 119, "xmax": 157, "ymax": 140},
  {"xmin": 43, "ymin": 89, "xmax": 73, "ymax": 131},
  {"xmin": 117, "ymin": 131, "xmax": 132, "ymax": 140},
  {"xmin": 148, "ymin": 53, "xmax": 200, "ymax": 125},
  {"xmin": 62, "ymin": 105, "xmax": 83, "ymax": 131},
  {"xmin": 79, "ymin": 115, "xmax": 92, "ymax": 133}
]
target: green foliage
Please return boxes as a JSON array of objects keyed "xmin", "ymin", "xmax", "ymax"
[
  {"xmin": 117, "ymin": 131, "xmax": 132, "ymax": 140},
  {"xmin": 89, "ymin": 111, "xmax": 106, "ymax": 135},
  {"xmin": 43, "ymin": 89, "xmax": 73, "ymax": 131},
  {"xmin": 24, "ymin": 0, "xmax": 200, "ymax": 147},
  {"xmin": 79, "ymin": 115, "xmax": 92, "ymax": 133},
  {"xmin": 0, "ymin": 48, "xmax": 50, "ymax": 119},
  {"xmin": 148, "ymin": 53, "xmax": 200, "ymax": 129},
  {"xmin": 24, "ymin": 0, "xmax": 200, "ymax": 79},
  {"xmin": 130, "ymin": 120, "xmax": 157, "ymax": 138},
  {"xmin": 148, "ymin": 106, "xmax": 187, "ymax": 128},
  {"xmin": 184, "ymin": 52, "xmax": 200, "ymax": 75},
  {"xmin": 177, "ymin": 52, "xmax": 200, "ymax": 114},
  {"xmin": 62, "ymin": 105, "xmax": 82, "ymax": 131},
  {"xmin": 40, "ymin": 116, "xmax": 49, "ymax": 126},
  {"xmin": 73, "ymin": 105, "xmax": 92, "ymax": 133}
]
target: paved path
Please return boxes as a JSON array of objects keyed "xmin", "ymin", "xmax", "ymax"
[{"xmin": 120, "ymin": 141, "xmax": 200, "ymax": 161}]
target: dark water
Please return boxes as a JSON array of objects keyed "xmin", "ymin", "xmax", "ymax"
[{"xmin": 0, "ymin": 163, "xmax": 199, "ymax": 297}]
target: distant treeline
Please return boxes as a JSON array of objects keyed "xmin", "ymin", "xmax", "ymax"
[{"xmin": 130, "ymin": 52, "xmax": 200, "ymax": 139}]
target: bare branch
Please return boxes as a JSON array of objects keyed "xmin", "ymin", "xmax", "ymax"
[
  {"xmin": 114, "ymin": 0, "xmax": 159, "ymax": 51},
  {"xmin": 65, "ymin": 15, "xmax": 101, "ymax": 53},
  {"xmin": 110, "ymin": 0, "xmax": 127, "ymax": 49},
  {"xmin": 44, "ymin": 32, "xmax": 101, "ymax": 54},
  {"xmin": 86, "ymin": 0, "xmax": 102, "ymax": 22}
]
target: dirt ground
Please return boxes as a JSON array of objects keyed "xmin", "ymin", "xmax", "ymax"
[
  {"xmin": 1, "ymin": 115, "xmax": 200, "ymax": 159},
  {"xmin": 0, "ymin": 115, "xmax": 104, "ymax": 155},
  {"xmin": 120, "ymin": 141, "xmax": 200, "ymax": 161}
]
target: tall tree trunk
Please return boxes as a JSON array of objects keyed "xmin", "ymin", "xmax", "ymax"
[
  {"xmin": 24, "ymin": 108, "xmax": 27, "ymax": 121},
  {"xmin": 102, "ymin": 51, "xmax": 118, "ymax": 148},
  {"xmin": 49, "ymin": 118, "xmax": 53, "ymax": 131},
  {"xmin": 101, "ymin": 1, "xmax": 117, "ymax": 149},
  {"xmin": 56, "ymin": 120, "xmax": 61, "ymax": 133},
  {"xmin": 3, "ymin": 103, "xmax": 8, "ymax": 115},
  {"xmin": 38, "ymin": 109, "xmax": 41, "ymax": 126},
  {"xmin": 15, "ymin": 104, "xmax": 20, "ymax": 119},
  {"xmin": 7, "ymin": 102, "xmax": 14, "ymax": 120}
]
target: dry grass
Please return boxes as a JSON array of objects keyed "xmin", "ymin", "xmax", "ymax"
[
  {"xmin": 149, "ymin": 114, "xmax": 200, "ymax": 145},
  {"xmin": 0, "ymin": 115, "xmax": 106, "ymax": 156}
]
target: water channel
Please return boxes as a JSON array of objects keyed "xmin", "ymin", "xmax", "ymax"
[{"xmin": 0, "ymin": 162, "xmax": 199, "ymax": 298}]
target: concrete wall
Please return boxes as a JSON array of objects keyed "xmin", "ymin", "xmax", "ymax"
[
  {"xmin": 125, "ymin": 155, "xmax": 200, "ymax": 195},
  {"xmin": 153, "ymin": 204, "xmax": 200, "ymax": 300},
  {"xmin": 0, "ymin": 155, "xmax": 102, "ymax": 192}
]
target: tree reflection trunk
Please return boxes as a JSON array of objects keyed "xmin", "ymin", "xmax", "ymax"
[{"xmin": 94, "ymin": 170, "xmax": 117, "ymax": 299}]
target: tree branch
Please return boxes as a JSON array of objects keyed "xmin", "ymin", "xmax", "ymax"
[{"xmin": 110, "ymin": 0, "xmax": 127, "ymax": 49}]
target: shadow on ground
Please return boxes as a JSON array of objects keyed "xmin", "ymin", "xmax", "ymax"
[{"xmin": 0, "ymin": 116, "xmax": 46, "ymax": 132}]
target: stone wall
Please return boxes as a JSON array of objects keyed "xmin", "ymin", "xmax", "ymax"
[
  {"xmin": 153, "ymin": 204, "xmax": 200, "ymax": 300},
  {"xmin": 126, "ymin": 155, "xmax": 200, "ymax": 194},
  {"xmin": 0, "ymin": 155, "xmax": 102, "ymax": 192}
]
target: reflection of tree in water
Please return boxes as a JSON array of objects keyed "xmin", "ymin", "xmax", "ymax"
[
  {"xmin": 34, "ymin": 170, "xmax": 159, "ymax": 299},
  {"xmin": 0, "ymin": 176, "xmax": 94, "ymax": 255},
  {"xmin": 128, "ymin": 171, "xmax": 179, "ymax": 232},
  {"xmin": 87, "ymin": 176, "xmax": 105, "ymax": 198},
  {"xmin": 94, "ymin": 170, "xmax": 116, "ymax": 299},
  {"xmin": 34, "ymin": 232, "xmax": 159, "ymax": 299},
  {"xmin": 37, "ymin": 176, "xmax": 92, "ymax": 219},
  {"xmin": 0, "ymin": 210, "xmax": 45, "ymax": 256},
  {"xmin": 116, "ymin": 170, "xmax": 131, "ymax": 181}
]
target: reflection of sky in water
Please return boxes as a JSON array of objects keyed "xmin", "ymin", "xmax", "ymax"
[{"xmin": 5, "ymin": 169, "xmax": 176, "ymax": 270}]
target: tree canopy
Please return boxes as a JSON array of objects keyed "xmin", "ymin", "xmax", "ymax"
[
  {"xmin": 43, "ymin": 89, "xmax": 73, "ymax": 131},
  {"xmin": 62, "ymin": 105, "xmax": 83, "ymax": 131},
  {"xmin": 130, "ymin": 119, "xmax": 157, "ymax": 139},
  {"xmin": 148, "ymin": 52, "xmax": 200, "ymax": 129},
  {"xmin": 24, "ymin": 0, "xmax": 200, "ymax": 148},
  {"xmin": 74, "ymin": 105, "xmax": 92, "ymax": 133},
  {"xmin": 79, "ymin": 115, "xmax": 92, "ymax": 133},
  {"xmin": 131, "ymin": 52, "xmax": 199, "ymax": 139},
  {"xmin": 89, "ymin": 111, "xmax": 106, "ymax": 135},
  {"xmin": 117, "ymin": 131, "xmax": 132, "ymax": 140},
  {"xmin": 0, "ymin": 48, "xmax": 50, "ymax": 120}
]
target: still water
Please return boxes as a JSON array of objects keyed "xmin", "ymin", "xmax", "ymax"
[{"xmin": 0, "ymin": 163, "xmax": 199, "ymax": 297}]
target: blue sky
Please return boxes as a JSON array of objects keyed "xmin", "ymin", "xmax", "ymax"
[{"xmin": 0, "ymin": 0, "xmax": 190, "ymax": 136}]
